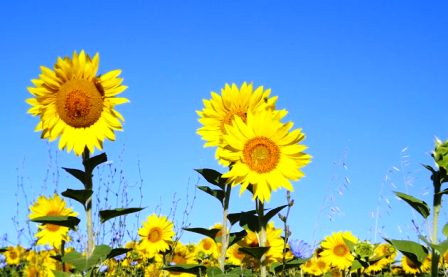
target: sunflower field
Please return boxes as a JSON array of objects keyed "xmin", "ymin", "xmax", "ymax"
[{"xmin": 0, "ymin": 49, "xmax": 447, "ymax": 277}]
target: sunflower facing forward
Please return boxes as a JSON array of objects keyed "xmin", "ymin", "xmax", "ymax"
[
  {"xmin": 320, "ymin": 231, "xmax": 358, "ymax": 270},
  {"xmin": 29, "ymin": 194, "xmax": 77, "ymax": 247},
  {"xmin": 218, "ymin": 108, "xmax": 311, "ymax": 202},
  {"xmin": 138, "ymin": 214, "xmax": 175, "ymax": 257},
  {"xmin": 26, "ymin": 50, "xmax": 128, "ymax": 155}
]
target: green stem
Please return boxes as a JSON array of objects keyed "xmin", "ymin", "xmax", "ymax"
[
  {"xmin": 219, "ymin": 183, "xmax": 232, "ymax": 272},
  {"xmin": 257, "ymin": 199, "xmax": 267, "ymax": 277},
  {"xmin": 431, "ymin": 178, "xmax": 441, "ymax": 277},
  {"xmin": 82, "ymin": 148, "xmax": 94, "ymax": 256}
]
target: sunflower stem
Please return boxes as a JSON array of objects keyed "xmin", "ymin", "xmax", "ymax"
[
  {"xmin": 431, "ymin": 171, "xmax": 442, "ymax": 277},
  {"xmin": 257, "ymin": 199, "xmax": 267, "ymax": 277},
  {"xmin": 82, "ymin": 148, "xmax": 95, "ymax": 256},
  {"xmin": 219, "ymin": 183, "xmax": 232, "ymax": 272}
]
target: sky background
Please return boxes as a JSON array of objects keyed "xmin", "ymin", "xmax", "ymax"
[{"xmin": 0, "ymin": 0, "xmax": 447, "ymax": 249}]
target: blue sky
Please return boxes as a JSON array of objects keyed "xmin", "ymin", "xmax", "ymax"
[{"xmin": 1, "ymin": 1, "xmax": 447, "ymax": 248}]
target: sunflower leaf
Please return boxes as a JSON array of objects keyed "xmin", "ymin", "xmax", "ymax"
[
  {"xmin": 394, "ymin": 191, "xmax": 430, "ymax": 219},
  {"xmin": 84, "ymin": 153, "xmax": 107, "ymax": 173},
  {"xmin": 30, "ymin": 215, "xmax": 80, "ymax": 230},
  {"xmin": 62, "ymin": 189, "xmax": 93, "ymax": 207},
  {"xmin": 239, "ymin": 246, "xmax": 270, "ymax": 261},
  {"xmin": 195, "ymin": 168, "xmax": 227, "ymax": 190},
  {"xmin": 182, "ymin": 227, "xmax": 220, "ymax": 240},
  {"xmin": 52, "ymin": 271, "xmax": 73, "ymax": 277},
  {"xmin": 62, "ymin": 167, "xmax": 86, "ymax": 185},
  {"xmin": 272, "ymin": 258, "xmax": 307, "ymax": 272},
  {"xmin": 263, "ymin": 205, "xmax": 287, "ymax": 225},
  {"xmin": 99, "ymin": 207, "xmax": 144, "ymax": 223},
  {"xmin": 228, "ymin": 230, "xmax": 248, "ymax": 247},
  {"xmin": 62, "ymin": 245, "xmax": 112, "ymax": 272},
  {"xmin": 197, "ymin": 186, "xmax": 224, "ymax": 206},
  {"xmin": 227, "ymin": 210, "xmax": 257, "ymax": 226},
  {"xmin": 106, "ymin": 248, "xmax": 132, "ymax": 260},
  {"xmin": 443, "ymin": 223, "xmax": 448, "ymax": 238},
  {"xmin": 384, "ymin": 238, "xmax": 427, "ymax": 265},
  {"xmin": 239, "ymin": 211, "xmax": 260, "ymax": 232},
  {"xmin": 163, "ymin": 264, "xmax": 207, "ymax": 274}
]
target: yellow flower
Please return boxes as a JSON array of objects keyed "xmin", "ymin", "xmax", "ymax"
[
  {"xmin": 301, "ymin": 255, "xmax": 330, "ymax": 276},
  {"xmin": 364, "ymin": 243, "xmax": 397, "ymax": 274},
  {"xmin": 4, "ymin": 246, "xmax": 25, "ymax": 265},
  {"xmin": 197, "ymin": 237, "xmax": 219, "ymax": 259},
  {"xmin": 29, "ymin": 194, "xmax": 77, "ymax": 247},
  {"xmin": 27, "ymin": 50, "xmax": 128, "ymax": 156},
  {"xmin": 138, "ymin": 214, "xmax": 174, "ymax": 257},
  {"xmin": 320, "ymin": 231, "xmax": 358, "ymax": 270},
  {"xmin": 226, "ymin": 243, "xmax": 245, "ymax": 266},
  {"xmin": 240, "ymin": 222, "xmax": 284, "ymax": 264},
  {"xmin": 170, "ymin": 241, "xmax": 196, "ymax": 265},
  {"xmin": 219, "ymin": 109, "xmax": 311, "ymax": 202},
  {"xmin": 401, "ymin": 254, "xmax": 431, "ymax": 275},
  {"xmin": 197, "ymin": 82, "xmax": 278, "ymax": 148}
]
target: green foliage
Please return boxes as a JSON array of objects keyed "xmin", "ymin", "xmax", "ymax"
[
  {"xmin": 62, "ymin": 189, "xmax": 93, "ymax": 207},
  {"xmin": 443, "ymin": 223, "xmax": 448, "ymax": 238},
  {"xmin": 227, "ymin": 230, "xmax": 247, "ymax": 247},
  {"xmin": 163, "ymin": 264, "xmax": 207, "ymax": 275},
  {"xmin": 62, "ymin": 168, "xmax": 86, "ymax": 185},
  {"xmin": 227, "ymin": 210, "xmax": 257, "ymax": 226},
  {"xmin": 62, "ymin": 244, "xmax": 112, "ymax": 272},
  {"xmin": 30, "ymin": 215, "xmax": 80, "ymax": 230},
  {"xmin": 434, "ymin": 138, "xmax": 448, "ymax": 171},
  {"xmin": 384, "ymin": 238, "xmax": 428, "ymax": 266},
  {"xmin": 394, "ymin": 191, "xmax": 430, "ymax": 219},
  {"xmin": 271, "ymin": 258, "xmax": 307, "ymax": 273},
  {"xmin": 197, "ymin": 185, "xmax": 225, "ymax": 205},
  {"xmin": 195, "ymin": 168, "xmax": 227, "ymax": 190},
  {"xmin": 183, "ymin": 227, "xmax": 221, "ymax": 240},
  {"xmin": 263, "ymin": 205, "xmax": 287, "ymax": 226},
  {"xmin": 99, "ymin": 207, "xmax": 144, "ymax": 223},
  {"xmin": 239, "ymin": 246, "xmax": 270, "ymax": 261},
  {"xmin": 83, "ymin": 153, "xmax": 108, "ymax": 174}
]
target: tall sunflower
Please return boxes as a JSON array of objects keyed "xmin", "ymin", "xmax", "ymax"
[
  {"xmin": 27, "ymin": 50, "xmax": 128, "ymax": 155},
  {"xmin": 218, "ymin": 109, "xmax": 311, "ymax": 202},
  {"xmin": 320, "ymin": 231, "xmax": 358, "ymax": 270},
  {"xmin": 29, "ymin": 194, "xmax": 77, "ymax": 247},
  {"xmin": 138, "ymin": 214, "xmax": 174, "ymax": 257},
  {"xmin": 197, "ymin": 82, "xmax": 278, "ymax": 148}
]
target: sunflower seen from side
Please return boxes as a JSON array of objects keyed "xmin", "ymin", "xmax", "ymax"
[
  {"xmin": 197, "ymin": 82, "xmax": 278, "ymax": 149},
  {"xmin": 138, "ymin": 214, "xmax": 175, "ymax": 257},
  {"xmin": 320, "ymin": 231, "xmax": 358, "ymax": 270},
  {"xmin": 218, "ymin": 109, "xmax": 311, "ymax": 202},
  {"xmin": 27, "ymin": 50, "xmax": 128, "ymax": 156},
  {"xmin": 29, "ymin": 194, "xmax": 77, "ymax": 247}
]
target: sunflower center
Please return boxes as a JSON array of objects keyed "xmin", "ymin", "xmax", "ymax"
[
  {"xmin": 221, "ymin": 109, "xmax": 247, "ymax": 132},
  {"xmin": 173, "ymin": 254, "xmax": 187, "ymax": 265},
  {"xmin": 148, "ymin": 227, "xmax": 162, "ymax": 243},
  {"xmin": 56, "ymin": 79, "xmax": 103, "ymax": 128},
  {"xmin": 202, "ymin": 239, "xmax": 213, "ymax": 250},
  {"xmin": 333, "ymin": 244, "xmax": 349, "ymax": 257},
  {"xmin": 317, "ymin": 260, "xmax": 327, "ymax": 270},
  {"xmin": 45, "ymin": 210, "xmax": 61, "ymax": 232},
  {"xmin": 243, "ymin": 137, "xmax": 280, "ymax": 173}
]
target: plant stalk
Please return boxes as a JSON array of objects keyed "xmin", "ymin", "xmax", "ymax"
[
  {"xmin": 431, "ymin": 172, "xmax": 442, "ymax": 277},
  {"xmin": 257, "ymin": 199, "xmax": 267, "ymax": 277},
  {"xmin": 219, "ymin": 183, "xmax": 232, "ymax": 272},
  {"xmin": 82, "ymin": 148, "xmax": 95, "ymax": 256}
]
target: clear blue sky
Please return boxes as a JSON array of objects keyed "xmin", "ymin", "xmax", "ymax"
[{"xmin": 1, "ymin": 1, "xmax": 447, "ymax": 248}]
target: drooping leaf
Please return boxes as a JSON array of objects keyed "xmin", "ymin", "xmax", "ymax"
[
  {"xmin": 384, "ymin": 238, "xmax": 427, "ymax": 265},
  {"xmin": 30, "ymin": 216, "xmax": 80, "ymax": 230},
  {"xmin": 62, "ymin": 245, "xmax": 112, "ymax": 272},
  {"xmin": 62, "ymin": 167, "xmax": 86, "ymax": 185},
  {"xmin": 195, "ymin": 168, "xmax": 226, "ymax": 190},
  {"xmin": 183, "ymin": 227, "xmax": 220, "ymax": 240},
  {"xmin": 197, "ymin": 186, "xmax": 224, "ymax": 205},
  {"xmin": 227, "ymin": 210, "xmax": 257, "ymax": 226},
  {"xmin": 163, "ymin": 264, "xmax": 207, "ymax": 274},
  {"xmin": 394, "ymin": 191, "xmax": 430, "ymax": 219},
  {"xmin": 106, "ymin": 248, "xmax": 132, "ymax": 260},
  {"xmin": 263, "ymin": 205, "xmax": 287, "ymax": 225},
  {"xmin": 62, "ymin": 189, "xmax": 93, "ymax": 207},
  {"xmin": 84, "ymin": 153, "xmax": 107, "ymax": 173},
  {"xmin": 228, "ymin": 230, "xmax": 248, "ymax": 247},
  {"xmin": 99, "ymin": 207, "xmax": 144, "ymax": 223},
  {"xmin": 239, "ymin": 246, "xmax": 270, "ymax": 261}
]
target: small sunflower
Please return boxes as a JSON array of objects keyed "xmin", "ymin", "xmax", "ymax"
[
  {"xmin": 401, "ymin": 254, "xmax": 430, "ymax": 275},
  {"xmin": 29, "ymin": 194, "xmax": 77, "ymax": 247},
  {"xmin": 197, "ymin": 82, "xmax": 278, "ymax": 148},
  {"xmin": 138, "ymin": 214, "xmax": 174, "ymax": 256},
  {"xmin": 320, "ymin": 231, "xmax": 358, "ymax": 270},
  {"xmin": 197, "ymin": 237, "xmax": 219, "ymax": 259},
  {"xmin": 4, "ymin": 246, "xmax": 25, "ymax": 265},
  {"xmin": 170, "ymin": 242, "xmax": 196, "ymax": 265},
  {"xmin": 218, "ymin": 109, "xmax": 311, "ymax": 202},
  {"xmin": 241, "ymin": 222, "xmax": 284, "ymax": 264},
  {"xmin": 226, "ymin": 243, "xmax": 245, "ymax": 266},
  {"xmin": 301, "ymin": 255, "xmax": 330, "ymax": 276},
  {"xmin": 27, "ymin": 50, "xmax": 128, "ymax": 155},
  {"xmin": 365, "ymin": 243, "xmax": 397, "ymax": 274}
]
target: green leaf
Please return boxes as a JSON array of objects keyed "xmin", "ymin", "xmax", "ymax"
[
  {"xmin": 0, "ymin": 248, "xmax": 6, "ymax": 253},
  {"xmin": 197, "ymin": 186, "xmax": 224, "ymax": 205},
  {"xmin": 84, "ymin": 153, "xmax": 108, "ymax": 173},
  {"xmin": 384, "ymin": 238, "xmax": 427, "ymax": 265},
  {"xmin": 52, "ymin": 271, "xmax": 73, "ymax": 277},
  {"xmin": 106, "ymin": 248, "xmax": 132, "ymax": 260},
  {"xmin": 443, "ymin": 223, "xmax": 448, "ymax": 238},
  {"xmin": 239, "ymin": 211, "xmax": 260, "ymax": 232},
  {"xmin": 62, "ymin": 245, "xmax": 112, "ymax": 272},
  {"xmin": 99, "ymin": 207, "xmax": 144, "ymax": 223},
  {"xmin": 62, "ymin": 189, "xmax": 93, "ymax": 207},
  {"xmin": 183, "ymin": 227, "xmax": 220, "ymax": 240},
  {"xmin": 62, "ymin": 167, "xmax": 86, "ymax": 185},
  {"xmin": 422, "ymin": 164, "xmax": 436, "ymax": 174},
  {"xmin": 163, "ymin": 264, "xmax": 207, "ymax": 274},
  {"xmin": 394, "ymin": 191, "xmax": 430, "ymax": 219},
  {"xmin": 227, "ymin": 210, "xmax": 257, "ymax": 226},
  {"xmin": 30, "ymin": 215, "xmax": 80, "ymax": 230},
  {"xmin": 225, "ymin": 267, "xmax": 255, "ymax": 276},
  {"xmin": 272, "ymin": 258, "xmax": 307, "ymax": 272},
  {"xmin": 228, "ymin": 230, "xmax": 248, "ymax": 247},
  {"xmin": 239, "ymin": 246, "xmax": 270, "ymax": 261},
  {"xmin": 263, "ymin": 205, "xmax": 287, "ymax": 225},
  {"xmin": 195, "ymin": 168, "xmax": 226, "ymax": 190},
  {"xmin": 206, "ymin": 267, "xmax": 223, "ymax": 275}
]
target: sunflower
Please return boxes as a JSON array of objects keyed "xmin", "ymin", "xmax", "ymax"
[
  {"xmin": 320, "ymin": 231, "xmax": 358, "ymax": 270},
  {"xmin": 364, "ymin": 243, "xmax": 397, "ymax": 274},
  {"xmin": 226, "ymin": 243, "xmax": 245, "ymax": 266},
  {"xmin": 29, "ymin": 194, "xmax": 77, "ymax": 247},
  {"xmin": 27, "ymin": 50, "xmax": 128, "ymax": 156},
  {"xmin": 401, "ymin": 254, "xmax": 430, "ymax": 275},
  {"xmin": 218, "ymin": 108, "xmax": 311, "ymax": 202},
  {"xmin": 138, "ymin": 214, "xmax": 174, "ymax": 257},
  {"xmin": 197, "ymin": 237, "xmax": 220, "ymax": 259},
  {"xmin": 240, "ymin": 222, "xmax": 284, "ymax": 264},
  {"xmin": 4, "ymin": 246, "xmax": 25, "ymax": 265},
  {"xmin": 170, "ymin": 242, "xmax": 196, "ymax": 265},
  {"xmin": 197, "ymin": 82, "xmax": 278, "ymax": 148},
  {"xmin": 301, "ymin": 255, "xmax": 330, "ymax": 276}
]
